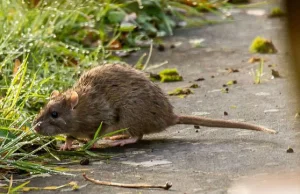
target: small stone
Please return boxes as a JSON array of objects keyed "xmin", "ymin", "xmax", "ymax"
[
  {"xmin": 190, "ymin": 84, "xmax": 199, "ymax": 88},
  {"xmin": 195, "ymin": 78, "xmax": 205, "ymax": 81},
  {"xmin": 170, "ymin": 44, "xmax": 175, "ymax": 49},
  {"xmin": 271, "ymin": 69, "xmax": 280, "ymax": 78},
  {"xmin": 211, "ymin": 75, "xmax": 215, "ymax": 78},
  {"xmin": 194, "ymin": 125, "xmax": 200, "ymax": 129},
  {"xmin": 80, "ymin": 158, "xmax": 90, "ymax": 165},
  {"xmin": 195, "ymin": 130, "xmax": 199, "ymax": 133},
  {"xmin": 157, "ymin": 44, "xmax": 165, "ymax": 52},
  {"xmin": 286, "ymin": 147, "xmax": 294, "ymax": 153},
  {"xmin": 224, "ymin": 111, "xmax": 228, "ymax": 116}
]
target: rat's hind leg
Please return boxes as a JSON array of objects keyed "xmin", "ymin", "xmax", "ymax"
[{"xmin": 108, "ymin": 135, "xmax": 143, "ymax": 147}]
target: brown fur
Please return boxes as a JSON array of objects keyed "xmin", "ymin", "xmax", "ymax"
[
  {"xmin": 33, "ymin": 64, "xmax": 177, "ymax": 140},
  {"xmin": 33, "ymin": 64, "xmax": 276, "ymax": 145}
]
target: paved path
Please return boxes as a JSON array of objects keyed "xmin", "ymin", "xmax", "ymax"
[{"xmin": 28, "ymin": 1, "xmax": 300, "ymax": 193}]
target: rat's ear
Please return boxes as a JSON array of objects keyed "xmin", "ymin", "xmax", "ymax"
[
  {"xmin": 50, "ymin": 90, "xmax": 60, "ymax": 99},
  {"xmin": 70, "ymin": 91, "xmax": 79, "ymax": 109}
]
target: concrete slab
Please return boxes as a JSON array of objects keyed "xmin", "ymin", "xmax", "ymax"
[{"xmin": 25, "ymin": 1, "xmax": 300, "ymax": 193}]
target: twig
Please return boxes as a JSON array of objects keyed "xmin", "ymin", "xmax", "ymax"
[{"xmin": 82, "ymin": 173, "xmax": 172, "ymax": 190}]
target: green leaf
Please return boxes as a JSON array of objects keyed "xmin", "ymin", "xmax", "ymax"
[
  {"xmin": 107, "ymin": 10, "xmax": 126, "ymax": 23},
  {"xmin": 120, "ymin": 22, "xmax": 136, "ymax": 32},
  {"xmin": 10, "ymin": 181, "xmax": 31, "ymax": 193},
  {"xmin": 0, "ymin": 129, "xmax": 16, "ymax": 140}
]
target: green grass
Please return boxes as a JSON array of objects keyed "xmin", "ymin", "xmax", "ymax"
[
  {"xmin": 254, "ymin": 58, "xmax": 264, "ymax": 84},
  {"xmin": 0, "ymin": 0, "xmax": 226, "ymax": 187},
  {"xmin": 269, "ymin": 7, "xmax": 285, "ymax": 18}
]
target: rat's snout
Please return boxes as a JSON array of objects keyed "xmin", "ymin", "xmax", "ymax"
[{"xmin": 33, "ymin": 121, "xmax": 42, "ymax": 133}]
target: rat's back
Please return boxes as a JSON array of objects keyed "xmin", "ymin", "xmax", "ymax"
[{"xmin": 74, "ymin": 64, "xmax": 177, "ymax": 137}]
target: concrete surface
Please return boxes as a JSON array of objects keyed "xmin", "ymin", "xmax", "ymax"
[{"xmin": 24, "ymin": 1, "xmax": 300, "ymax": 194}]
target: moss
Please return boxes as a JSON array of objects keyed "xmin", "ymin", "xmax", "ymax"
[
  {"xmin": 269, "ymin": 7, "xmax": 285, "ymax": 18},
  {"xmin": 249, "ymin": 37, "xmax": 277, "ymax": 54},
  {"xmin": 160, "ymin": 75, "xmax": 183, "ymax": 82},
  {"xmin": 159, "ymin": 68, "xmax": 183, "ymax": 82},
  {"xmin": 159, "ymin": 68, "xmax": 180, "ymax": 76},
  {"xmin": 168, "ymin": 88, "xmax": 193, "ymax": 97},
  {"xmin": 226, "ymin": 80, "xmax": 237, "ymax": 85},
  {"xmin": 189, "ymin": 84, "xmax": 199, "ymax": 88}
]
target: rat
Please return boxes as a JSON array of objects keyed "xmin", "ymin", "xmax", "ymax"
[{"xmin": 33, "ymin": 63, "xmax": 277, "ymax": 150}]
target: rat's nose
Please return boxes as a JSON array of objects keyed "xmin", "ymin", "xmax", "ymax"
[
  {"xmin": 34, "ymin": 126, "xmax": 40, "ymax": 132},
  {"xmin": 33, "ymin": 121, "xmax": 42, "ymax": 132}
]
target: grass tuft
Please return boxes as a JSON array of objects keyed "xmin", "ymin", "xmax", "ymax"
[
  {"xmin": 0, "ymin": 0, "xmax": 226, "ymax": 179},
  {"xmin": 249, "ymin": 36, "xmax": 277, "ymax": 54}
]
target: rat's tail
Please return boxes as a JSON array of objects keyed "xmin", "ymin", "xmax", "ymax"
[{"xmin": 176, "ymin": 115, "xmax": 277, "ymax": 134}]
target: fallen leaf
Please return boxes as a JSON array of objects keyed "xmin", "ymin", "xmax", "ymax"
[
  {"xmin": 168, "ymin": 88, "xmax": 193, "ymax": 97},
  {"xmin": 22, "ymin": 181, "xmax": 80, "ymax": 192},
  {"xmin": 268, "ymin": 64, "xmax": 277, "ymax": 68},
  {"xmin": 271, "ymin": 69, "xmax": 280, "ymax": 78},
  {"xmin": 248, "ymin": 57, "xmax": 262, "ymax": 63},
  {"xmin": 189, "ymin": 38, "xmax": 205, "ymax": 48},
  {"xmin": 189, "ymin": 84, "xmax": 199, "ymax": 88},
  {"xmin": 109, "ymin": 40, "xmax": 122, "ymax": 50},
  {"xmin": 226, "ymin": 68, "xmax": 239, "ymax": 73},
  {"xmin": 13, "ymin": 59, "xmax": 21, "ymax": 75},
  {"xmin": 286, "ymin": 147, "xmax": 294, "ymax": 153},
  {"xmin": 226, "ymin": 80, "xmax": 237, "ymax": 85},
  {"xmin": 195, "ymin": 77, "xmax": 205, "ymax": 81},
  {"xmin": 157, "ymin": 44, "xmax": 165, "ymax": 52}
]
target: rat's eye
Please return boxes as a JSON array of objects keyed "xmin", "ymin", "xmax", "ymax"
[{"xmin": 51, "ymin": 111, "xmax": 58, "ymax": 118}]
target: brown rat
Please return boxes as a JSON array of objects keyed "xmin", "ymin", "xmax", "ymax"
[{"xmin": 33, "ymin": 64, "xmax": 276, "ymax": 150}]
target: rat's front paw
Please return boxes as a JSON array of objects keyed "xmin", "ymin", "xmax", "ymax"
[
  {"xmin": 59, "ymin": 142, "xmax": 73, "ymax": 151},
  {"xmin": 59, "ymin": 136, "xmax": 76, "ymax": 151}
]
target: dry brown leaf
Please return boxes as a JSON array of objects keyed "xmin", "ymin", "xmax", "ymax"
[
  {"xmin": 248, "ymin": 57, "xmax": 264, "ymax": 63},
  {"xmin": 13, "ymin": 59, "xmax": 21, "ymax": 75}
]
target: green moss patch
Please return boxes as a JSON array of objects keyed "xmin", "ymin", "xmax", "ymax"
[
  {"xmin": 159, "ymin": 68, "xmax": 183, "ymax": 82},
  {"xmin": 249, "ymin": 37, "xmax": 277, "ymax": 54},
  {"xmin": 269, "ymin": 7, "xmax": 285, "ymax": 18},
  {"xmin": 168, "ymin": 88, "xmax": 193, "ymax": 98}
]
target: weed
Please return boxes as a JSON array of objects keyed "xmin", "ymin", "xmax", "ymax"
[
  {"xmin": 254, "ymin": 58, "xmax": 264, "ymax": 84},
  {"xmin": 249, "ymin": 36, "xmax": 277, "ymax": 54}
]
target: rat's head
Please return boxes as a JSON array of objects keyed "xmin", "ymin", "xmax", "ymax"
[{"xmin": 33, "ymin": 90, "xmax": 79, "ymax": 136}]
